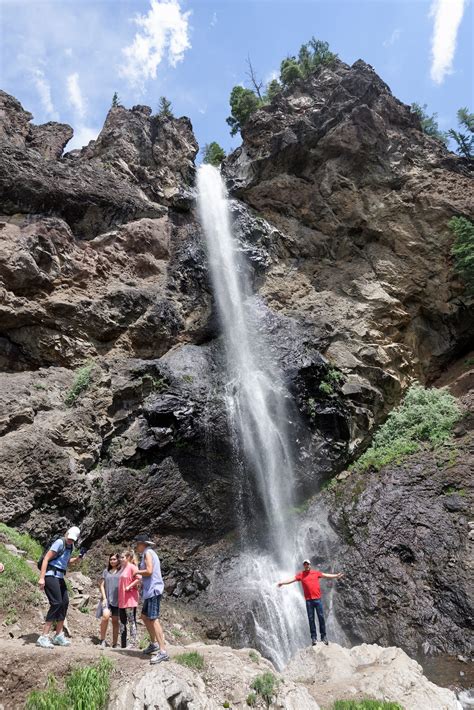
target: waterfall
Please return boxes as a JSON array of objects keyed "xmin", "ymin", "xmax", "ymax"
[{"xmin": 197, "ymin": 164, "xmax": 344, "ymax": 667}]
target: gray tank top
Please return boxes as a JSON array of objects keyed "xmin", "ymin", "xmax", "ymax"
[{"xmin": 140, "ymin": 547, "xmax": 164, "ymax": 599}]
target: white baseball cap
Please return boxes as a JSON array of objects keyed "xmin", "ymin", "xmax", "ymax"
[
  {"xmin": 66, "ymin": 526, "xmax": 81, "ymax": 541},
  {"xmin": 303, "ymin": 559, "xmax": 311, "ymax": 565}
]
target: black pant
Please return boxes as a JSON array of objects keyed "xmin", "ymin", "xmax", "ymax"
[
  {"xmin": 306, "ymin": 598, "xmax": 326, "ymax": 642},
  {"xmin": 44, "ymin": 576, "xmax": 69, "ymax": 622},
  {"xmin": 119, "ymin": 607, "xmax": 137, "ymax": 648}
]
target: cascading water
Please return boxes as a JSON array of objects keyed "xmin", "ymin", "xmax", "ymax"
[{"xmin": 197, "ymin": 164, "xmax": 342, "ymax": 668}]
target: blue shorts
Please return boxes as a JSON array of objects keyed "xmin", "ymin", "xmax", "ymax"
[{"xmin": 142, "ymin": 594, "xmax": 161, "ymax": 620}]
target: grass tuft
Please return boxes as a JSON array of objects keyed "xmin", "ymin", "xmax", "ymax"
[
  {"xmin": 65, "ymin": 363, "xmax": 94, "ymax": 407},
  {"xmin": 174, "ymin": 651, "xmax": 205, "ymax": 670},
  {"xmin": 0, "ymin": 544, "xmax": 41, "ymax": 611},
  {"xmin": 251, "ymin": 671, "xmax": 280, "ymax": 706},
  {"xmin": 0, "ymin": 523, "xmax": 42, "ymax": 560},
  {"xmin": 25, "ymin": 658, "xmax": 113, "ymax": 710}
]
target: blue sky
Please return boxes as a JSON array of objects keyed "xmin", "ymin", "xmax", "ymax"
[{"xmin": 1, "ymin": 0, "xmax": 472, "ymax": 155}]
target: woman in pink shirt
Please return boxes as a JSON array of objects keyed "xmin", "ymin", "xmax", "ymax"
[{"xmin": 118, "ymin": 550, "xmax": 141, "ymax": 648}]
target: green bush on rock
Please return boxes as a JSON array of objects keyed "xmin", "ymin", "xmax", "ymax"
[
  {"xmin": 449, "ymin": 216, "xmax": 474, "ymax": 295},
  {"xmin": 26, "ymin": 658, "xmax": 113, "ymax": 710},
  {"xmin": 65, "ymin": 362, "xmax": 94, "ymax": 406},
  {"xmin": 251, "ymin": 671, "xmax": 280, "ymax": 706},
  {"xmin": 351, "ymin": 385, "xmax": 461, "ymax": 473}
]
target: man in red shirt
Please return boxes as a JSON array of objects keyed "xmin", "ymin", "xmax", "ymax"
[{"xmin": 277, "ymin": 559, "xmax": 343, "ymax": 645}]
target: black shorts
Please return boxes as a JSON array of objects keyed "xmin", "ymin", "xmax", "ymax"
[{"xmin": 109, "ymin": 604, "xmax": 119, "ymax": 617}]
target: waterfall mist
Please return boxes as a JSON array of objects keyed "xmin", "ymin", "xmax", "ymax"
[{"xmin": 197, "ymin": 164, "xmax": 341, "ymax": 667}]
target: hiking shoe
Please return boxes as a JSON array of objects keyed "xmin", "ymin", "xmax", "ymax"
[
  {"xmin": 322, "ymin": 637, "xmax": 329, "ymax": 646},
  {"xmin": 142, "ymin": 642, "xmax": 159, "ymax": 655},
  {"xmin": 36, "ymin": 635, "xmax": 54, "ymax": 649},
  {"xmin": 52, "ymin": 633, "xmax": 71, "ymax": 646},
  {"xmin": 311, "ymin": 639, "xmax": 318, "ymax": 646},
  {"xmin": 150, "ymin": 651, "xmax": 170, "ymax": 665},
  {"xmin": 99, "ymin": 640, "xmax": 108, "ymax": 649}
]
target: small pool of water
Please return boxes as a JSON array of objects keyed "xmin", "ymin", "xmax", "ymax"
[{"xmin": 418, "ymin": 654, "xmax": 474, "ymax": 708}]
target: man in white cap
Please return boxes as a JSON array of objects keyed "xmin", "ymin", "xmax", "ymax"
[
  {"xmin": 37, "ymin": 526, "xmax": 83, "ymax": 648},
  {"xmin": 277, "ymin": 558, "xmax": 343, "ymax": 646}
]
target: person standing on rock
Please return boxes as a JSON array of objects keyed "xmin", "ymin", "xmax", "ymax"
[
  {"xmin": 133, "ymin": 534, "xmax": 169, "ymax": 665},
  {"xmin": 37, "ymin": 526, "xmax": 82, "ymax": 649},
  {"xmin": 277, "ymin": 559, "xmax": 343, "ymax": 646}
]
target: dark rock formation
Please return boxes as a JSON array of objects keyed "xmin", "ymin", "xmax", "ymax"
[{"xmin": 0, "ymin": 55, "xmax": 473, "ymax": 658}]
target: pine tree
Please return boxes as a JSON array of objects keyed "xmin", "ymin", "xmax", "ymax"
[
  {"xmin": 265, "ymin": 79, "xmax": 282, "ymax": 102},
  {"xmin": 448, "ymin": 107, "xmax": 473, "ymax": 160},
  {"xmin": 226, "ymin": 86, "xmax": 263, "ymax": 136},
  {"xmin": 112, "ymin": 92, "xmax": 120, "ymax": 108},
  {"xmin": 411, "ymin": 103, "xmax": 447, "ymax": 145},
  {"xmin": 157, "ymin": 96, "xmax": 173, "ymax": 119},
  {"xmin": 202, "ymin": 142, "xmax": 226, "ymax": 167}
]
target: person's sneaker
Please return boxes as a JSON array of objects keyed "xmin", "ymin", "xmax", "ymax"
[
  {"xmin": 36, "ymin": 635, "xmax": 54, "ymax": 649},
  {"xmin": 99, "ymin": 640, "xmax": 108, "ymax": 649},
  {"xmin": 311, "ymin": 639, "xmax": 318, "ymax": 646},
  {"xmin": 150, "ymin": 650, "xmax": 170, "ymax": 665},
  {"xmin": 142, "ymin": 642, "xmax": 159, "ymax": 655},
  {"xmin": 52, "ymin": 633, "xmax": 71, "ymax": 646},
  {"xmin": 322, "ymin": 637, "xmax": 329, "ymax": 646}
]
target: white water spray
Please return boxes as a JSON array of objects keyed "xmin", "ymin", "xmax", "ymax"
[{"xmin": 197, "ymin": 164, "xmax": 341, "ymax": 667}]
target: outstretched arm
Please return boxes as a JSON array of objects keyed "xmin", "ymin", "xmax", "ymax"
[
  {"xmin": 277, "ymin": 577, "xmax": 297, "ymax": 587},
  {"xmin": 321, "ymin": 572, "xmax": 344, "ymax": 579}
]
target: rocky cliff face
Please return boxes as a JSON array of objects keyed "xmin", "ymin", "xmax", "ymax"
[{"xmin": 0, "ymin": 57, "xmax": 472, "ymax": 659}]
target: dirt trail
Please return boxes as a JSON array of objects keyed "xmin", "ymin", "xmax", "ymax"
[{"xmin": 0, "ymin": 634, "xmax": 185, "ymax": 709}]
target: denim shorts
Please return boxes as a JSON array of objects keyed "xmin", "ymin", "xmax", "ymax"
[{"xmin": 142, "ymin": 594, "xmax": 161, "ymax": 620}]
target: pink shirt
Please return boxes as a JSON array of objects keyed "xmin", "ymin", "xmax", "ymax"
[{"xmin": 118, "ymin": 563, "xmax": 140, "ymax": 608}]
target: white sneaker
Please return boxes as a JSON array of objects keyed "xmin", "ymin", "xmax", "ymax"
[
  {"xmin": 36, "ymin": 635, "xmax": 54, "ymax": 648},
  {"xmin": 52, "ymin": 632, "xmax": 71, "ymax": 646}
]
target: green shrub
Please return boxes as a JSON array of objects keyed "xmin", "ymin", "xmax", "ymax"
[
  {"xmin": 411, "ymin": 102, "xmax": 447, "ymax": 144},
  {"xmin": 449, "ymin": 216, "xmax": 474, "ymax": 295},
  {"xmin": 246, "ymin": 693, "xmax": 257, "ymax": 707},
  {"xmin": 251, "ymin": 671, "xmax": 279, "ymax": 706},
  {"xmin": 351, "ymin": 385, "xmax": 461, "ymax": 473},
  {"xmin": 333, "ymin": 701, "xmax": 404, "ymax": 710},
  {"xmin": 65, "ymin": 363, "xmax": 94, "ymax": 406},
  {"xmin": 248, "ymin": 650, "xmax": 260, "ymax": 663},
  {"xmin": 0, "ymin": 523, "xmax": 42, "ymax": 560},
  {"xmin": 26, "ymin": 658, "xmax": 113, "ymax": 710},
  {"xmin": 0, "ymin": 544, "xmax": 40, "ymax": 611},
  {"xmin": 202, "ymin": 142, "xmax": 226, "ymax": 167},
  {"xmin": 319, "ymin": 381, "xmax": 333, "ymax": 395},
  {"xmin": 174, "ymin": 651, "xmax": 205, "ymax": 670}
]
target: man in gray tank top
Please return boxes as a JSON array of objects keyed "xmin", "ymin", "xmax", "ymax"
[{"xmin": 134, "ymin": 534, "xmax": 169, "ymax": 664}]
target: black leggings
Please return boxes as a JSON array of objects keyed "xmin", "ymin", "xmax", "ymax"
[
  {"xmin": 119, "ymin": 607, "xmax": 137, "ymax": 648},
  {"xmin": 44, "ymin": 576, "xmax": 69, "ymax": 622}
]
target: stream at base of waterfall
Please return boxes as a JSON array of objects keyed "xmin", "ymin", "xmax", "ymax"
[{"xmin": 197, "ymin": 164, "xmax": 344, "ymax": 668}]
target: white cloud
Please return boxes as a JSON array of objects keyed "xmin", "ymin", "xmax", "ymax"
[
  {"xmin": 119, "ymin": 0, "xmax": 191, "ymax": 90},
  {"xmin": 383, "ymin": 29, "xmax": 401, "ymax": 48},
  {"xmin": 430, "ymin": 0, "xmax": 466, "ymax": 84},
  {"xmin": 66, "ymin": 72, "xmax": 86, "ymax": 118},
  {"xmin": 66, "ymin": 124, "xmax": 100, "ymax": 152},
  {"xmin": 31, "ymin": 69, "xmax": 59, "ymax": 120},
  {"xmin": 210, "ymin": 12, "xmax": 217, "ymax": 27}
]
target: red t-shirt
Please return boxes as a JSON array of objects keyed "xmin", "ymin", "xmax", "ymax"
[{"xmin": 295, "ymin": 569, "xmax": 323, "ymax": 600}]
